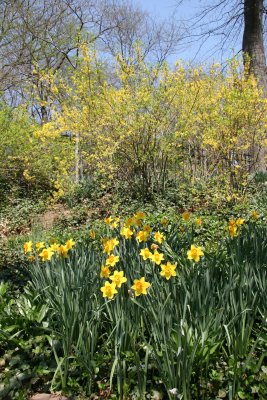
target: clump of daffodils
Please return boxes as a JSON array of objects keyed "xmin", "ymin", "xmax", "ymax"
[{"xmin": 23, "ymin": 238, "xmax": 76, "ymax": 262}]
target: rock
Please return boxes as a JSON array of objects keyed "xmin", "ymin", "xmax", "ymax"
[{"xmin": 30, "ymin": 394, "xmax": 69, "ymax": 400}]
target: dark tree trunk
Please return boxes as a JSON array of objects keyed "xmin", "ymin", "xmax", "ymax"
[
  {"xmin": 242, "ymin": 0, "xmax": 267, "ymax": 93},
  {"xmin": 242, "ymin": 0, "xmax": 267, "ymax": 171}
]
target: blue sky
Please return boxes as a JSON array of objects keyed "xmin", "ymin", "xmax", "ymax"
[{"xmin": 135, "ymin": 0, "xmax": 242, "ymax": 65}]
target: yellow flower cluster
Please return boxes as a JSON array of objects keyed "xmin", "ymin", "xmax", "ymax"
[
  {"xmin": 226, "ymin": 218, "xmax": 245, "ymax": 238},
  {"xmin": 139, "ymin": 246, "xmax": 177, "ymax": 279},
  {"xmin": 100, "ymin": 230, "xmax": 151, "ymax": 298},
  {"xmin": 104, "ymin": 216, "xmax": 120, "ymax": 229},
  {"xmin": 23, "ymin": 238, "xmax": 76, "ymax": 261},
  {"xmin": 25, "ymin": 210, "xmax": 256, "ymax": 302}
]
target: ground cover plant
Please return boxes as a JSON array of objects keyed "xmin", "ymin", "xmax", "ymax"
[{"xmin": 0, "ymin": 209, "xmax": 266, "ymax": 399}]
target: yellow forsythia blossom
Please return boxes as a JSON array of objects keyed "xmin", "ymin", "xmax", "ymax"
[{"xmin": 131, "ymin": 277, "xmax": 151, "ymax": 296}]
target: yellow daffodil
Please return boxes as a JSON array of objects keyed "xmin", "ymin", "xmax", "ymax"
[
  {"xmin": 106, "ymin": 254, "xmax": 120, "ymax": 267},
  {"xmin": 140, "ymin": 247, "xmax": 152, "ymax": 260},
  {"xmin": 195, "ymin": 218, "xmax": 202, "ymax": 226},
  {"xmin": 104, "ymin": 216, "xmax": 113, "ymax": 224},
  {"xmin": 100, "ymin": 265, "xmax": 111, "ymax": 278},
  {"xmin": 39, "ymin": 247, "xmax": 54, "ymax": 262},
  {"xmin": 182, "ymin": 211, "xmax": 190, "ymax": 222},
  {"xmin": 143, "ymin": 225, "xmax": 152, "ymax": 233},
  {"xmin": 134, "ymin": 218, "xmax": 143, "ymax": 227},
  {"xmin": 236, "ymin": 218, "xmax": 245, "ymax": 226},
  {"xmin": 109, "ymin": 270, "xmax": 127, "ymax": 288},
  {"xmin": 154, "ymin": 231, "xmax": 164, "ymax": 244},
  {"xmin": 136, "ymin": 230, "xmax": 149, "ymax": 243},
  {"xmin": 120, "ymin": 226, "xmax": 134, "ymax": 239},
  {"xmin": 89, "ymin": 230, "xmax": 96, "ymax": 239},
  {"xmin": 50, "ymin": 243, "xmax": 60, "ymax": 252},
  {"xmin": 187, "ymin": 245, "xmax": 204, "ymax": 262},
  {"xmin": 59, "ymin": 244, "xmax": 69, "ymax": 258},
  {"xmin": 103, "ymin": 238, "xmax": 119, "ymax": 254},
  {"xmin": 66, "ymin": 238, "xmax": 75, "ymax": 249},
  {"xmin": 36, "ymin": 241, "xmax": 45, "ymax": 251},
  {"xmin": 124, "ymin": 217, "xmax": 135, "ymax": 227},
  {"xmin": 28, "ymin": 255, "xmax": 35, "ymax": 262},
  {"xmin": 251, "ymin": 210, "xmax": 259, "ymax": 220},
  {"xmin": 150, "ymin": 251, "xmax": 164, "ymax": 265},
  {"xmin": 131, "ymin": 277, "xmax": 151, "ymax": 296},
  {"xmin": 100, "ymin": 281, "xmax": 117, "ymax": 299},
  {"xmin": 134, "ymin": 211, "xmax": 145, "ymax": 220},
  {"xmin": 151, "ymin": 243, "xmax": 158, "ymax": 251},
  {"xmin": 228, "ymin": 225, "xmax": 238, "ymax": 238},
  {"xmin": 23, "ymin": 241, "xmax": 32, "ymax": 254},
  {"xmin": 160, "ymin": 262, "xmax": 177, "ymax": 280},
  {"xmin": 160, "ymin": 217, "xmax": 169, "ymax": 226}
]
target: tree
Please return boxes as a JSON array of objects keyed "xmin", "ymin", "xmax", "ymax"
[
  {"xmin": 0, "ymin": 0, "xmax": 182, "ymax": 122},
  {"xmin": 177, "ymin": 0, "xmax": 267, "ymax": 93},
  {"xmin": 243, "ymin": 0, "xmax": 267, "ymax": 92},
  {"xmin": 94, "ymin": 0, "xmax": 181, "ymax": 65}
]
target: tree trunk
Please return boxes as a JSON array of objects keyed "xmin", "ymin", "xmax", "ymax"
[
  {"xmin": 242, "ymin": 0, "xmax": 267, "ymax": 171},
  {"xmin": 243, "ymin": 0, "xmax": 267, "ymax": 93},
  {"xmin": 75, "ymin": 133, "xmax": 80, "ymax": 184}
]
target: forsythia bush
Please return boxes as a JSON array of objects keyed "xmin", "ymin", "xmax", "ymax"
[
  {"xmin": 0, "ymin": 103, "xmax": 73, "ymax": 201},
  {"xmin": 2, "ymin": 49, "xmax": 266, "ymax": 201},
  {"xmin": 29, "ymin": 48, "xmax": 267, "ymax": 197}
]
